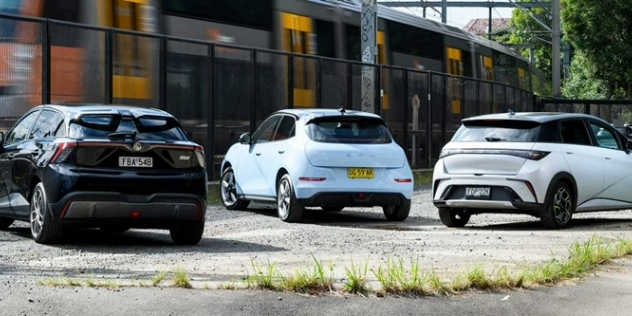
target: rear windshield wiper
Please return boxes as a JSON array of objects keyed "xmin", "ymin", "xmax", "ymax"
[
  {"xmin": 485, "ymin": 137, "xmax": 506, "ymax": 142},
  {"xmin": 108, "ymin": 130, "xmax": 137, "ymax": 140}
]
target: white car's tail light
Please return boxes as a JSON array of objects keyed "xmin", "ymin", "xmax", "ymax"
[
  {"xmin": 299, "ymin": 177, "xmax": 326, "ymax": 182},
  {"xmin": 439, "ymin": 149, "xmax": 550, "ymax": 161}
]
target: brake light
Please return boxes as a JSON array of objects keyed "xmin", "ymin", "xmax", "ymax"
[
  {"xmin": 194, "ymin": 146, "xmax": 206, "ymax": 168},
  {"xmin": 50, "ymin": 142, "xmax": 77, "ymax": 163},
  {"xmin": 439, "ymin": 149, "xmax": 550, "ymax": 160},
  {"xmin": 394, "ymin": 178, "xmax": 412, "ymax": 183}
]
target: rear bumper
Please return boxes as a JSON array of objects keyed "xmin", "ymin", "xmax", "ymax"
[
  {"xmin": 433, "ymin": 199, "xmax": 544, "ymax": 215},
  {"xmin": 298, "ymin": 192, "xmax": 411, "ymax": 207},
  {"xmin": 49, "ymin": 192, "xmax": 206, "ymax": 227}
]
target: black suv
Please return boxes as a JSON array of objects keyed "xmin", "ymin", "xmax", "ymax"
[{"xmin": 0, "ymin": 104, "xmax": 208, "ymax": 245}]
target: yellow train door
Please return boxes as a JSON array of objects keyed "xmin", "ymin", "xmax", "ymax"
[
  {"xmin": 377, "ymin": 31, "xmax": 390, "ymax": 111},
  {"xmin": 100, "ymin": 0, "xmax": 152, "ymax": 100},
  {"xmin": 447, "ymin": 47, "xmax": 463, "ymax": 115},
  {"xmin": 281, "ymin": 12, "xmax": 316, "ymax": 108}
]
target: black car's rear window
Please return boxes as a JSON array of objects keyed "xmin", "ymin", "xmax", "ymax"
[
  {"xmin": 306, "ymin": 116, "xmax": 392, "ymax": 144},
  {"xmin": 452, "ymin": 119, "xmax": 542, "ymax": 142},
  {"xmin": 69, "ymin": 114, "xmax": 187, "ymax": 141}
]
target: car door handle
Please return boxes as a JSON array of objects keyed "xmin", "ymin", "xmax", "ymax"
[
  {"xmin": 278, "ymin": 150, "xmax": 285, "ymax": 154},
  {"xmin": 605, "ymin": 157, "xmax": 612, "ymax": 160},
  {"xmin": 566, "ymin": 152, "xmax": 574, "ymax": 155},
  {"xmin": 255, "ymin": 153, "xmax": 261, "ymax": 156}
]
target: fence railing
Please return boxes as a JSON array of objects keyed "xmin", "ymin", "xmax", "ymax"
[
  {"xmin": 0, "ymin": 13, "xmax": 537, "ymax": 179},
  {"xmin": 538, "ymin": 99, "xmax": 632, "ymax": 127}
]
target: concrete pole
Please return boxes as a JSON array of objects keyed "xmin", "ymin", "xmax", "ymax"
[
  {"xmin": 361, "ymin": 0, "xmax": 378, "ymax": 113},
  {"xmin": 442, "ymin": 0, "xmax": 447, "ymax": 23},
  {"xmin": 552, "ymin": 0, "xmax": 561, "ymax": 97}
]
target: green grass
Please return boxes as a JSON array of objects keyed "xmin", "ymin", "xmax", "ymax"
[
  {"xmin": 35, "ymin": 236, "xmax": 632, "ymax": 297},
  {"xmin": 413, "ymin": 170, "xmax": 433, "ymax": 186}
]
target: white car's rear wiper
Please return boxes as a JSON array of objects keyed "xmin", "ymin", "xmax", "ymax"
[{"xmin": 485, "ymin": 137, "xmax": 506, "ymax": 142}]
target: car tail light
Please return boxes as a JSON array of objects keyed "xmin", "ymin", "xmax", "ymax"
[
  {"xmin": 439, "ymin": 149, "xmax": 550, "ymax": 160},
  {"xmin": 394, "ymin": 178, "xmax": 412, "ymax": 183},
  {"xmin": 50, "ymin": 142, "xmax": 77, "ymax": 164},
  {"xmin": 193, "ymin": 146, "xmax": 206, "ymax": 168},
  {"xmin": 299, "ymin": 177, "xmax": 326, "ymax": 181}
]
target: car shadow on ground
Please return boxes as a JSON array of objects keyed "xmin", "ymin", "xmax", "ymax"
[
  {"xmin": 464, "ymin": 217, "xmax": 632, "ymax": 231},
  {"xmin": 5, "ymin": 227, "xmax": 287, "ymax": 254},
  {"xmin": 243, "ymin": 206, "xmax": 442, "ymax": 229}
]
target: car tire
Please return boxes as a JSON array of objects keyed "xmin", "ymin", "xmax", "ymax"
[
  {"xmin": 0, "ymin": 217, "xmax": 14, "ymax": 230},
  {"xmin": 170, "ymin": 220, "xmax": 205, "ymax": 245},
  {"xmin": 322, "ymin": 207, "xmax": 343, "ymax": 213},
  {"xmin": 541, "ymin": 181, "xmax": 574, "ymax": 229},
  {"xmin": 100, "ymin": 226, "xmax": 131, "ymax": 233},
  {"xmin": 220, "ymin": 167, "xmax": 250, "ymax": 210},
  {"xmin": 277, "ymin": 174, "xmax": 304, "ymax": 223},
  {"xmin": 30, "ymin": 182, "xmax": 63, "ymax": 244},
  {"xmin": 438, "ymin": 208, "xmax": 471, "ymax": 227},
  {"xmin": 383, "ymin": 204, "xmax": 411, "ymax": 221}
]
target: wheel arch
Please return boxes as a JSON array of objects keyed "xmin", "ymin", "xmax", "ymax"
[{"xmin": 544, "ymin": 172, "xmax": 578, "ymax": 207}]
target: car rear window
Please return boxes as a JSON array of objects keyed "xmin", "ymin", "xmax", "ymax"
[
  {"xmin": 69, "ymin": 114, "xmax": 187, "ymax": 141},
  {"xmin": 452, "ymin": 119, "xmax": 542, "ymax": 142},
  {"xmin": 306, "ymin": 116, "xmax": 392, "ymax": 144}
]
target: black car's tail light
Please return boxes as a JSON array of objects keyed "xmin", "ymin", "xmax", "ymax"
[
  {"xmin": 193, "ymin": 146, "xmax": 206, "ymax": 168},
  {"xmin": 50, "ymin": 142, "xmax": 77, "ymax": 164},
  {"xmin": 439, "ymin": 149, "xmax": 550, "ymax": 161}
]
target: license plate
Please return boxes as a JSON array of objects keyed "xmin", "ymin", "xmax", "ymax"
[
  {"xmin": 465, "ymin": 187, "xmax": 491, "ymax": 198},
  {"xmin": 348, "ymin": 168, "xmax": 374, "ymax": 179},
  {"xmin": 119, "ymin": 157, "xmax": 153, "ymax": 168}
]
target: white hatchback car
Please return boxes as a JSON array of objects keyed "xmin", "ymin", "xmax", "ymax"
[
  {"xmin": 433, "ymin": 111, "xmax": 632, "ymax": 229},
  {"xmin": 220, "ymin": 108, "xmax": 414, "ymax": 222}
]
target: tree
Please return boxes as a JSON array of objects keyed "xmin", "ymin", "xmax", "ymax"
[
  {"xmin": 562, "ymin": 0, "xmax": 632, "ymax": 99},
  {"xmin": 507, "ymin": 0, "xmax": 556, "ymax": 87}
]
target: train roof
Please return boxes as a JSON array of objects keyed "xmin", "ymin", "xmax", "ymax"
[{"xmin": 307, "ymin": 0, "xmax": 527, "ymax": 62}]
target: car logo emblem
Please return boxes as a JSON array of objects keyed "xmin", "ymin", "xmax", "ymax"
[{"xmin": 133, "ymin": 142, "xmax": 143, "ymax": 151}]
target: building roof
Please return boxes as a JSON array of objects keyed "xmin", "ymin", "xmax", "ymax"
[{"xmin": 462, "ymin": 18, "xmax": 511, "ymax": 35}]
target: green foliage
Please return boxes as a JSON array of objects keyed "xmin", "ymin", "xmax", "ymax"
[
  {"xmin": 507, "ymin": 0, "xmax": 555, "ymax": 85},
  {"xmin": 562, "ymin": 0, "xmax": 632, "ymax": 99}
]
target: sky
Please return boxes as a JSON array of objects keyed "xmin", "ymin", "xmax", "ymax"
[{"xmin": 377, "ymin": 0, "xmax": 516, "ymax": 29}]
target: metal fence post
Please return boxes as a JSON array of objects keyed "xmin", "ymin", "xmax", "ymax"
[
  {"xmin": 105, "ymin": 28, "xmax": 113, "ymax": 104},
  {"xmin": 316, "ymin": 57, "xmax": 322, "ymax": 108},
  {"xmin": 426, "ymin": 72, "xmax": 433, "ymax": 168},
  {"xmin": 42, "ymin": 20, "xmax": 51, "ymax": 104},
  {"xmin": 475, "ymin": 80, "xmax": 480, "ymax": 115},
  {"xmin": 402, "ymin": 68, "xmax": 409, "ymax": 163},
  {"xmin": 376, "ymin": 64, "xmax": 382, "ymax": 115},
  {"xmin": 158, "ymin": 35, "xmax": 167, "ymax": 111},
  {"xmin": 207, "ymin": 43, "xmax": 215, "ymax": 180},
  {"xmin": 287, "ymin": 54, "xmax": 294, "ymax": 109},
  {"xmin": 347, "ymin": 63, "xmax": 353, "ymax": 109},
  {"xmin": 250, "ymin": 49, "xmax": 257, "ymax": 133},
  {"xmin": 441, "ymin": 75, "xmax": 447, "ymax": 147}
]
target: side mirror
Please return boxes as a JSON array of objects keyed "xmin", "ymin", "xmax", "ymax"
[
  {"xmin": 239, "ymin": 133, "xmax": 251, "ymax": 145},
  {"xmin": 0, "ymin": 132, "xmax": 4, "ymax": 145}
]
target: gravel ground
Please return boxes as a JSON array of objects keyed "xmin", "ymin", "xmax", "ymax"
[{"xmin": 2, "ymin": 184, "xmax": 632, "ymax": 286}]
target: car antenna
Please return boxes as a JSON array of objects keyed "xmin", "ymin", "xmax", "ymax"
[
  {"xmin": 508, "ymin": 109, "xmax": 515, "ymax": 116},
  {"xmin": 339, "ymin": 106, "xmax": 346, "ymax": 114}
]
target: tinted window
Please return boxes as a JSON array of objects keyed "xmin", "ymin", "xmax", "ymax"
[
  {"xmin": 271, "ymin": 116, "xmax": 295, "ymax": 141},
  {"xmin": 306, "ymin": 117, "xmax": 392, "ymax": 144},
  {"xmin": 560, "ymin": 119, "xmax": 591, "ymax": 145},
  {"xmin": 251, "ymin": 115, "xmax": 281, "ymax": 144},
  {"xmin": 4, "ymin": 110, "xmax": 39, "ymax": 146},
  {"xmin": 68, "ymin": 114, "xmax": 187, "ymax": 141},
  {"xmin": 31, "ymin": 110, "xmax": 63, "ymax": 139},
  {"xmin": 451, "ymin": 120, "xmax": 541, "ymax": 142},
  {"xmin": 386, "ymin": 20, "xmax": 443, "ymax": 60},
  {"xmin": 589, "ymin": 122, "xmax": 621, "ymax": 150},
  {"xmin": 163, "ymin": 0, "xmax": 273, "ymax": 30}
]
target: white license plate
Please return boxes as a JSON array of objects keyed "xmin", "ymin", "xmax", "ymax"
[
  {"xmin": 465, "ymin": 187, "xmax": 491, "ymax": 198},
  {"xmin": 118, "ymin": 157, "xmax": 153, "ymax": 168}
]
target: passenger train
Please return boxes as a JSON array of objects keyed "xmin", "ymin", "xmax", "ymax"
[{"xmin": 0, "ymin": 0, "xmax": 546, "ymax": 122}]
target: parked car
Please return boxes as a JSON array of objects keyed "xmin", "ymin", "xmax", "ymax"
[
  {"xmin": 432, "ymin": 111, "xmax": 632, "ymax": 229},
  {"xmin": 0, "ymin": 104, "xmax": 208, "ymax": 245},
  {"xmin": 220, "ymin": 108, "xmax": 414, "ymax": 222}
]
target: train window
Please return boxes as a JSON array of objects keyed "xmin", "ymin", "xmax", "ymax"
[
  {"xmin": 315, "ymin": 20, "xmax": 335, "ymax": 58},
  {"xmin": 387, "ymin": 21, "xmax": 443, "ymax": 60},
  {"xmin": 344, "ymin": 24, "xmax": 361, "ymax": 61},
  {"xmin": 0, "ymin": 0, "xmax": 20, "ymax": 41},
  {"xmin": 163, "ymin": 0, "xmax": 273, "ymax": 31},
  {"xmin": 43, "ymin": 0, "xmax": 81, "ymax": 23}
]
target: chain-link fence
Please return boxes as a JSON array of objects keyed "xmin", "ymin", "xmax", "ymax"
[{"xmin": 0, "ymin": 14, "xmax": 537, "ymax": 179}]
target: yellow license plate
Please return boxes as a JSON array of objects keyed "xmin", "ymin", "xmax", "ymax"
[{"xmin": 348, "ymin": 168, "xmax": 374, "ymax": 179}]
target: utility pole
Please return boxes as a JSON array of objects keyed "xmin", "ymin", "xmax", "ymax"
[
  {"xmin": 442, "ymin": 0, "xmax": 447, "ymax": 23},
  {"xmin": 361, "ymin": 0, "xmax": 378, "ymax": 113},
  {"xmin": 552, "ymin": 0, "xmax": 561, "ymax": 97}
]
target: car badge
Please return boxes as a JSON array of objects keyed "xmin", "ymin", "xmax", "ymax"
[{"xmin": 133, "ymin": 142, "xmax": 143, "ymax": 151}]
